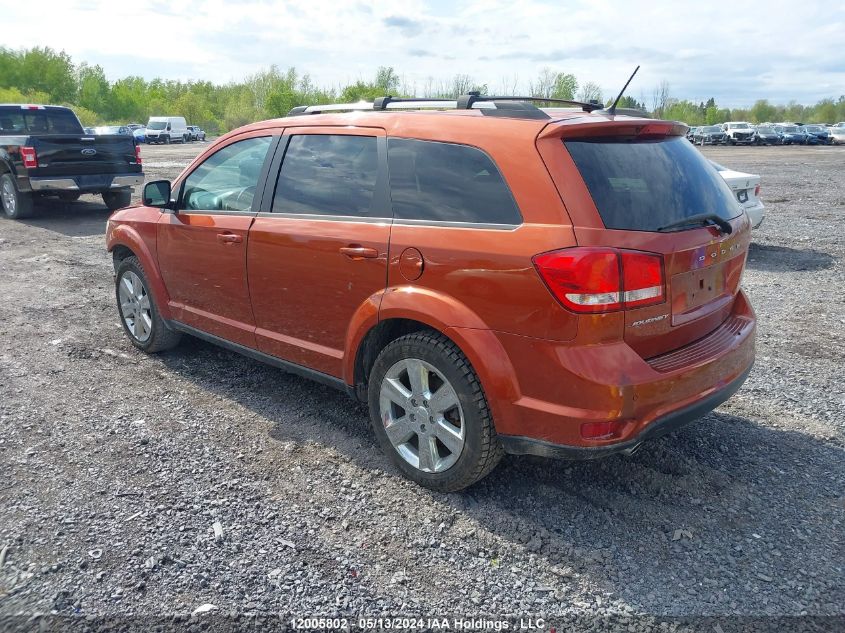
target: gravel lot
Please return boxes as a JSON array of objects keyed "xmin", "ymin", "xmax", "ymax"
[{"xmin": 1, "ymin": 140, "xmax": 843, "ymax": 631}]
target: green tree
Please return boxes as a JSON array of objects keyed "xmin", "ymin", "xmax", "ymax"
[
  {"xmin": 750, "ymin": 99, "xmax": 776, "ymax": 123},
  {"xmin": 77, "ymin": 63, "xmax": 109, "ymax": 114}
]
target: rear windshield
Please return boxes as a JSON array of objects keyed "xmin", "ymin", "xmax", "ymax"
[
  {"xmin": 0, "ymin": 107, "xmax": 83, "ymax": 135},
  {"xmin": 565, "ymin": 136, "xmax": 741, "ymax": 232}
]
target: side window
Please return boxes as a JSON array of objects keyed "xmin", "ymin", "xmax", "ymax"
[
  {"xmin": 387, "ymin": 138, "xmax": 522, "ymax": 225},
  {"xmin": 182, "ymin": 136, "xmax": 272, "ymax": 212},
  {"xmin": 272, "ymin": 134, "xmax": 380, "ymax": 217}
]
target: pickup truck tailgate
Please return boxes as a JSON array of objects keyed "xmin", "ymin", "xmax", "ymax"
[{"xmin": 33, "ymin": 135, "xmax": 140, "ymax": 177}]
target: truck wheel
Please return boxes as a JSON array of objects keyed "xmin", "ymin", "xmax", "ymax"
[
  {"xmin": 368, "ymin": 331, "xmax": 504, "ymax": 492},
  {"xmin": 164, "ymin": 135, "xmax": 171, "ymax": 145},
  {"xmin": 1, "ymin": 173, "xmax": 35, "ymax": 219},
  {"xmin": 103, "ymin": 189, "xmax": 132, "ymax": 211},
  {"xmin": 115, "ymin": 256, "xmax": 181, "ymax": 353}
]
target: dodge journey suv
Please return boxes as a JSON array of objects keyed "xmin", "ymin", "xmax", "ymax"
[{"xmin": 106, "ymin": 95, "xmax": 755, "ymax": 491}]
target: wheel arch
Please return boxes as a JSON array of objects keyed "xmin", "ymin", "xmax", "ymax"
[
  {"xmin": 346, "ymin": 304, "xmax": 521, "ymax": 434},
  {"xmin": 107, "ymin": 224, "xmax": 173, "ymax": 321}
]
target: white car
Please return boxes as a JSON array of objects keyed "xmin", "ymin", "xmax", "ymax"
[
  {"xmin": 711, "ymin": 161, "xmax": 765, "ymax": 229},
  {"xmin": 722, "ymin": 122, "xmax": 756, "ymax": 145},
  {"xmin": 829, "ymin": 127, "xmax": 845, "ymax": 145}
]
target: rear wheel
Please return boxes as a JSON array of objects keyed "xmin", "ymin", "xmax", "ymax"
[
  {"xmin": 1, "ymin": 173, "xmax": 34, "ymax": 219},
  {"xmin": 115, "ymin": 256, "xmax": 181, "ymax": 353},
  {"xmin": 103, "ymin": 189, "xmax": 132, "ymax": 211},
  {"xmin": 368, "ymin": 331, "xmax": 503, "ymax": 492}
]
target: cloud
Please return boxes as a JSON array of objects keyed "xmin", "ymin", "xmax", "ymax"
[
  {"xmin": 1, "ymin": 0, "xmax": 843, "ymax": 108},
  {"xmin": 382, "ymin": 15, "xmax": 426, "ymax": 37}
]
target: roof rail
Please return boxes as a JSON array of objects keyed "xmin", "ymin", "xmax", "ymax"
[
  {"xmin": 286, "ymin": 93, "xmax": 603, "ymax": 117},
  {"xmin": 456, "ymin": 92, "xmax": 603, "ymax": 113}
]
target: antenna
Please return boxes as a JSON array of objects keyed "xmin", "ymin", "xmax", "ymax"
[{"xmin": 607, "ymin": 65, "xmax": 640, "ymax": 116}]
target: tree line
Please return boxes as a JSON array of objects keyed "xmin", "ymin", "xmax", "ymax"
[{"xmin": 1, "ymin": 47, "xmax": 843, "ymax": 133}]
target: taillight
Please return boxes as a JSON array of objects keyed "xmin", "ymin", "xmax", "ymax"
[
  {"xmin": 135, "ymin": 145, "xmax": 142, "ymax": 165},
  {"xmin": 21, "ymin": 146, "xmax": 38, "ymax": 169},
  {"xmin": 754, "ymin": 184, "xmax": 760, "ymax": 197},
  {"xmin": 533, "ymin": 247, "xmax": 665, "ymax": 313}
]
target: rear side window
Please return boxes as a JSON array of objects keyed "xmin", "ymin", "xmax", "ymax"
[
  {"xmin": 0, "ymin": 108, "xmax": 83, "ymax": 135},
  {"xmin": 272, "ymin": 135, "xmax": 379, "ymax": 217},
  {"xmin": 565, "ymin": 136, "xmax": 741, "ymax": 232},
  {"xmin": 387, "ymin": 138, "xmax": 522, "ymax": 225}
]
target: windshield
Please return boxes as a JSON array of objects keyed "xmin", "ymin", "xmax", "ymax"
[
  {"xmin": 564, "ymin": 136, "xmax": 741, "ymax": 232},
  {"xmin": 702, "ymin": 126, "xmax": 721, "ymax": 133},
  {"xmin": 147, "ymin": 121, "xmax": 167, "ymax": 130},
  {"xmin": 783, "ymin": 126, "xmax": 799, "ymax": 132},
  {"xmin": 94, "ymin": 126, "xmax": 121, "ymax": 134},
  {"xmin": 728, "ymin": 123, "xmax": 750, "ymax": 129},
  {"xmin": 805, "ymin": 126, "xmax": 822, "ymax": 133},
  {"xmin": 758, "ymin": 127, "xmax": 774, "ymax": 134}
]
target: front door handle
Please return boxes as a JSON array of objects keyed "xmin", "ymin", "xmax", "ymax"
[
  {"xmin": 340, "ymin": 245, "xmax": 378, "ymax": 259},
  {"xmin": 217, "ymin": 232, "xmax": 243, "ymax": 245}
]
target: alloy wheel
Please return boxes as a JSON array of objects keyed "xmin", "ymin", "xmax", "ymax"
[
  {"xmin": 118, "ymin": 271, "xmax": 152, "ymax": 342},
  {"xmin": 379, "ymin": 358, "xmax": 465, "ymax": 473},
  {"xmin": 1, "ymin": 178, "xmax": 16, "ymax": 214}
]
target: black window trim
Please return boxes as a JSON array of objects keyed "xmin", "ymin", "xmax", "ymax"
[
  {"xmin": 385, "ymin": 136, "xmax": 524, "ymax": 228},
  {"xmin": 260, "ymin": 131, "xmax": 392, "ymax": 221},
  {"xmin": 172, "ymin": 133, "xmax": 282, "ymax": 216}
]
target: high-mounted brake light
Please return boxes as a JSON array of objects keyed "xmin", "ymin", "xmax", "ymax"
[
  {"xmin": 21, "ymin": 147, "xmax": 38, "ymax": 169},
  {"xmin": 533, "ymin": 247, "xmax": 665, "ymax": 313},
  {"xmin": 134, "ymin": 145, "xmax": 142, "ymax": 165}
]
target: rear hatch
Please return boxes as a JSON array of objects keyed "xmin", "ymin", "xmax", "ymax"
[
  {"xmin": 32, "ymin": 135, "xmax": 140, "ymax": 177},
  {"xmin": 538, "ymin": 119, "xmax": 750, "ymax": 359}
]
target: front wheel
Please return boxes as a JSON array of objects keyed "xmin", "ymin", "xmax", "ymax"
[
  {"xmin": 115, "ymin": 256, "xmax": 181, "ymax": 353},
  {"xmin": 1, "ymin": 173, "xmax": 34, "ymax": 219},
  {"xmin": 368, "ymin": 331, "xmax": 503, "ymax": 492},
  {"xmin": 103, "ymin": 189, "xmax": 132, "ymax": 211},
  {"xmin": 164, "ymin": 135, "xmax": 171, "ymax": 145}
]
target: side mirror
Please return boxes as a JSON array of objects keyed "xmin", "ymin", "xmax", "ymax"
[{"xmin": 143, "ymin": 180, "xmax": 172, "ymax": 208}]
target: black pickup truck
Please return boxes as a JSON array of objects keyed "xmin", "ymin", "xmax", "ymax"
[{"xmin": 0, "ymin": 104, "xmax": 144, "ymax": 219}]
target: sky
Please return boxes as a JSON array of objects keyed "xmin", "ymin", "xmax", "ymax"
[{"xmin": 3, "ymin": 0, "xmax": 844, "ymax": 108}]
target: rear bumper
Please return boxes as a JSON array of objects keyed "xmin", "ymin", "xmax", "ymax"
[
  {"xmin": 500, "ymin": 362, "xmax": 752, "ymax": 459},
  {"xmin": 489, "ymin": 291, "xmax": 756, "ymax": 455},
  {"xmin": 28, "ymin": 173, "xmax": 144, "ymax": 193},
  {"xmin": 744, "ymin": 200, "xmax": 766, "ymax": 229}
]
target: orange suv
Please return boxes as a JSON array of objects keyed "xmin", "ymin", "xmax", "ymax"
[{"xmin": 106, "ymin": 95, "xmax": 755, "ymax": 491}]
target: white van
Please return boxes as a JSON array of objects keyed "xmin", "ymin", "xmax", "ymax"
[{"xmin": 145, "ymin": 116, "xmax": 189, "ymax": 144}]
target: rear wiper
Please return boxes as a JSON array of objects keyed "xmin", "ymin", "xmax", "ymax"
[{"xmin": 657, "ymin": 213, "xmax": 733, "ymax": 234}]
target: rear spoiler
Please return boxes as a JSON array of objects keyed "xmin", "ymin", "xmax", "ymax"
[{"xmin": 539, "ymin": 119, "xmax": 689, "ymax": 140}]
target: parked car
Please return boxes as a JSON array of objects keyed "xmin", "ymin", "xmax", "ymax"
[
  {"xmin": 711, "ymin": 161, "xmax": 765, "ymax": 228},
  {"xmin": 187, "ymin": 125, "xmax": 206, "ymax": 141},
  {"xmin": 829, "ymin": 127, "xmax": 845, "ymax": 145},
  {"xmin": 779, "ymin": 125, "xmax": 808, "ymax": 145},
  {"xmin": 126, "ymin": 123, "xmax": 144, "ymax": 131},
  {"xmin": 722, "ymin": 122, "xmax": 756, "ymax": 145},
  {"xmin": 693, "ymin": 125, "xmax": 727, "ymax": 145},
  {"xmin": 145, "ymin": 116, "xmax": 189, "ymax": 144},
  {"xmin": 132, "ymin": 127, "xmax": 146, "ymax": 144},
  {"xmin": 93, "ymin": 125, "xmax": 133, "ymax": 137},
  {"xmin": 83, "ymin": 127, "xmax": 96, "ymax": 135},
  {"xmin": 686, "ymin": 126, "xmax": 698, "ymax": 142},
  {"xmin": 754, "ymin": 126, "xmax": 782, "ymax": 145},
  {"xmin": 106, "ymin": 97, "xmax": 755, "ymax": 491},
  {"xmin": 0, "ymin": 104, "xmax": 143, "ymax": 218},
  {"xmin": 803, "ymin": 125, "xmax": 831, "ymax": 145}
]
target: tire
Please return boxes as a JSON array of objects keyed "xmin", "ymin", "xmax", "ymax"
[
  {"xmin": 0, "ymin": 173, "xmax": 34, "ymax": 219},
  {"xmin": 59, "ymin": 192, "xmax": 81, "ymax": 202},
  {"xmin": 115, "ymin": 256, "xmax": 181, "ymax": 353},
  {"xmin": 164, "ymin": 135, "xmax": 171, "ymax": 145},
  {"xmin": 367, "ymin": 331, "xmax": 503, "ymax": 492},
  {"xmin": 103, "ymin": 189, "xmax": 132, "ymax": 211}
]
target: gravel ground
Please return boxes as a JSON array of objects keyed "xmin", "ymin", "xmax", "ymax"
[{"xmin": 0, "ymin": 141, "xmax": 843, "ymax": 631}]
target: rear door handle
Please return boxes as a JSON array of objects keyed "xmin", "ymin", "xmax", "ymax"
[
  {"xmin": 340, "ymin": 245, "xmax": 378, "ymax": 259},
  {"xmin": 217, "ymin": 232, "xmax": 243, "ymax": 244}
]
